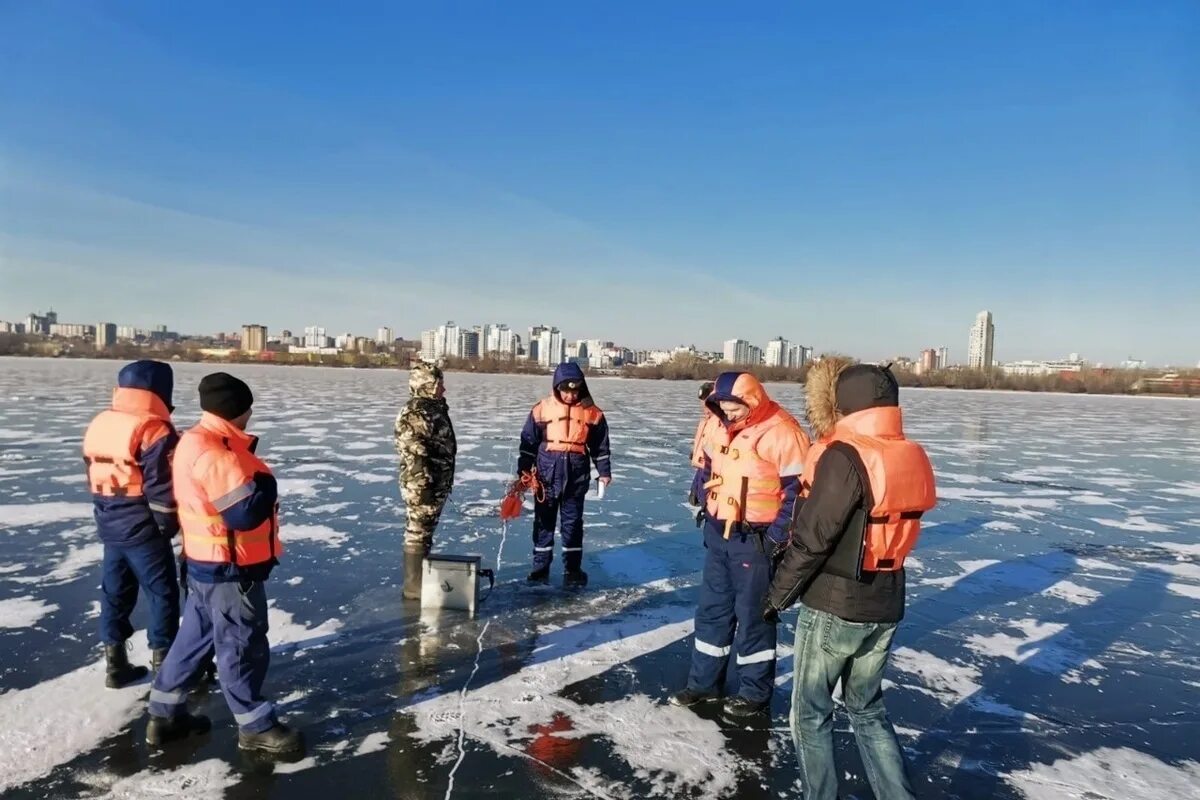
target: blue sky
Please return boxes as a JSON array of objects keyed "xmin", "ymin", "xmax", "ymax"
[{"xmin": 1, "ymin": 1, "xmax": 1197, "ymax": 365}]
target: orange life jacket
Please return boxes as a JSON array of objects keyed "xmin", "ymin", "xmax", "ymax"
[
  {"xmin": 704, "ymin": 408, "xmax": 808, "ymax": 527},
  {"xmin": 82, "ymin": 388, "xmax": 173, "ymax": 498},
  {"xmin": 532, "ymin": 397, "xmax": 603, "ymax": 454},
  {"xmin": 821, "ymin": 406, "xmax": 936, "ymax": 574},
  {"xmin": 690, "ymin": 410, "xmax": 720, "ymax": 469},
  {"xmin": 174, "ymin": 412, "xmax": 280, "ymax": 567}
]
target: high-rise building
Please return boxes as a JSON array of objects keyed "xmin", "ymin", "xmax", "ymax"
[
  {"xmin": 765, "ymin": 337, "xmax": 789, "ymax": 367},
  {"xmin": 459, "ymin": 329, "xmax": 481, "ymax": 360},
  {"xmin": 720, "ymin": 335, "xmax": 748, "ymax": 364},
  {"xmin": 537, "ymin": 327, "xmax": 565, "ymax": 368},
  {"xmin": 968, "ymin": 311, "xmax": 995, "ymax": 370},
  {"xmin": 96, "ymin": 323, "xmax": 117, "ymax": 349},
  {"xmin": 528, "ymin": 325, "xmax": 549, "ymax": 362},
  {"xmin": 918, "ymin": 348, "xmax": 938, "ymax": 374},
  {"xmin": 420, "ymin": 329, "xmax": 438, "ymax": 361},
  {"xmin": 304, "ymin": 326, "xmax": 328, "ymax": 349},
  {"xmin": 437, "ymin": 321, "xmax": 461, "ymax": 359},
  {"xmin": 376, "ymin": 327, "xmax": 393, "ymax": 347},
  {"xmin": 937, "ymin": 346, "xmax": 949, "ymax": 370},
  {"xmin": 242, "ymin": 324, "xmax": 268, "ymax": 353},
  {"xmin": 748, "ymin": 345, "xmax": 763, "ymax": 366}
]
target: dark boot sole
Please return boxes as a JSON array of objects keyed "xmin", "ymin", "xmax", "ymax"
[
  {"xmin": 105, "ymin": 667, "xmax": 149, "ymax": 689},
  {"xmin": 146, "ymin": 722, "xmax": 211, "ymax": 747},
  {"xmin": 238, "ymin": 737, "xmax": 304, "ymax": 755}
]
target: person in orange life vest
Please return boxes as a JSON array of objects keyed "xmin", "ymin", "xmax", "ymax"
[
  {"xmin": 519, "ymin": 362, "xmax": 611, "ymax": 588},
  {"xmin": 765, "ymin": 364, "xmax": 936, "ymax": 800},
  {"xmin": 83, "ymin": 360, "xmax": 182, "ymax": 688},
  {"xmin": 687, "ymin": 382, "xmax": 719, "ymax": 524},
  {"xmin": 147, "ymin": 373, "xmax": 302, "ymax": 756},
  {"xmin": 670, "ymin": 372, "xmax": 810, "ymax": 719}
]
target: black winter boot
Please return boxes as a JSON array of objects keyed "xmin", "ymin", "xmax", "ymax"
[
  {"xmin": 146, "ymin": 712, "xmax": 211, "ymax": 747},
  {"xmin": 669, "ymin": 688, "xmax": 720, "ymax": 708},
  {"xmin": 403, "ymin": 546, "xmax": 425, "ymax": 601},
  {"xmin": 526, "ymin": 566, "xmax": 550, "ymax": 585},
  {"xmin": 238, "ymin": 722, "xmax": 305, "ymax": 755},
  {"xmin": 563, "ymin": 569, "xmax": 588, "ymax": 589},
  {"xmin": 104, "ymin": 644, "xmax": 148, "ymax": 689}
]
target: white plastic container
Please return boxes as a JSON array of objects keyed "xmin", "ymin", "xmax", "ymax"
[{"xmin": 421, "ymin": 553, "xmax": 485, "ymax": 615}]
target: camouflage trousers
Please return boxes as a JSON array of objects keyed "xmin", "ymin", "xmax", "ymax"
[{"xmin": 403, "ymin": 495, "xmax": 448, "ymax": 551}]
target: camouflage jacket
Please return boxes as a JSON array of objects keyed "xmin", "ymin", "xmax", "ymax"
[{"xmin": 395, "ymin": 396, "xmax": 457, "ymax": 503}]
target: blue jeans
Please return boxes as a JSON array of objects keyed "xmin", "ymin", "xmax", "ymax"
[{"xmin": 791, "ymin": 605, "xmax": 915, "ymax": 800}]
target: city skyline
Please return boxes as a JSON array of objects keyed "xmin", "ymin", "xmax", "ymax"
[
  {"xmin": 7, "ymin": 304, "xmax": 1189, "ymax": 371},
  {"xmin": 2, "ymin": 5, "xmax": 1197, "ymax": 366}
]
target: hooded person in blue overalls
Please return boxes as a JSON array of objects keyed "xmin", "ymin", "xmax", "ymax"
[{"xmin": 517, "ymin": 363, "xmax": 612, "ymax": 588}]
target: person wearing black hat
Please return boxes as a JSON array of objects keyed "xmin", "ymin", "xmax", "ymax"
[
  {"xmin": 146, "ymin": 372, "xmax": 303, "ymax": 757},
  {"xmin": 764, "ymin": 364, "xmax": 936, "ymax": 800},
  {"xmin": 516, "ymin": 362, "xmax": 611, "ymax": 587}
]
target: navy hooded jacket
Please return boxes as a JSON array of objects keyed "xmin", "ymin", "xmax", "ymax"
[{"xmin": 518, "ymin": 363, "xmax": 612, "ymax": 497}]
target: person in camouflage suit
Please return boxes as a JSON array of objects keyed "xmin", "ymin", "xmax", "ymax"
[{"xmin": 394, "ymin": 362, "xmax": 457, "ymax": 600}]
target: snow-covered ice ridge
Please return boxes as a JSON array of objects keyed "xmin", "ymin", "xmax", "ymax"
[{"xmin": 1, "ymin": 359, "xmax": 1198, "ymax": 799}]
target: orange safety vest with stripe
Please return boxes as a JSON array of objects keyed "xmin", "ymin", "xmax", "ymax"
[
  {"xmin": 813, "ymin": 406, "xmax": 936, "ymax": 575},
  {"xmin": 174, "ymin": 412, "xmax": 281, "ymax": 567},
  {"xmin": 82, "ymin": 388, "xmax": 174, "ymax": 498},
  {"xmin": 532, "ymin": 397, "xmax": 603, "ymax": 454},
  {"xmin": 703, "ymin": 408, "xmax": 809, "ymax": 529}
]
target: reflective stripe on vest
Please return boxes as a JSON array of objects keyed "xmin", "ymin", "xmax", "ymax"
[
  {"xmin": 174, "ymin": 414, "xmax": 281, "ymax": 567},
  {"xmin": 533, "ymin": 397, "xmax": 602, "ymax": 455},
  {"xmin": 829, "ymin": 407, "xmax": 937, "ymax": 573},
  {"xmin": 704, "ymin": 411, "xmax": 796, "ymax": 524}
]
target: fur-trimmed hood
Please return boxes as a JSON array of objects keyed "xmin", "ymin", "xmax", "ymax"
[{"xmin": 804, "ymin": 356, "xmax": 853, "ymax": 438}]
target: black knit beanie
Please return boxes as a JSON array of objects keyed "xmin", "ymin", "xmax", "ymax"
[
  {"xmin": 199, "ymin": 372, "xmax": 254, "ymax": 421},
  {"xmin": 835, "ymin": 364, "xmax": 899, "ymax": 416}
]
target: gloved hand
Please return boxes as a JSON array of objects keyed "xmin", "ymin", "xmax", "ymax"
[
  {"xmin": 762, "ymin": 602, "xmax": 780, "ymax": 625},
  {"xmin": 694, "ymin": 508, "xmax": 705, "ymax": 528}
]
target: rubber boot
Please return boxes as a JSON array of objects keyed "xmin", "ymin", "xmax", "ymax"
[
  {"xmin": 146, "ymin": 712, "xmax": 211, "ymax": 747},
  {"xmin": 527, "ymin": 566, "xmax": 550, "ymax": 585},
  {"xmin": 104, "ymin": 644, "xmax": 148, "ymax": 689},
  {"xmin": 563, "ymin": 569, "xmax": 588, "ymax": 589},
  {"xmin": 238, "ymin": 722, "xmax": 305, "ymax": 755},
  {"xmin": 403, "ymin": 546, "xmax": 424, "ymax": 601}
]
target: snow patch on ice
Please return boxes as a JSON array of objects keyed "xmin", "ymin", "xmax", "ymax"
[
  {"xmin": 455, "ymin": 470, "xmax": 513, "ymax": 484},
  {"xmin": 1093, "ymin": 515, "xmax": 1174, "ymax": 534},
  {"xmin": 0, "ymin": 596, "xmax": 59, "ymax": 628},
  {"xmin": 344, "ymin": 441, "xmax": 380, "ymax": 451},
  {"xmin": 354, "ymin": 731, "xmax": 390, "ymax": 756},
  {"xmin": 281, "ymin": 524, "xmax": 349, "ymax": 547},
  {"xmin": 305, "ymin": 502, "xmax": 353, "ymax": 515},
  {"xmin": 890, "ymin": 647, "xmax": 1025, "ymax": 718},
  {"xmin": 1166, "ymin": 583, "xmax": 1200, "ymax": 601},
  {"xmin": 273, "ymin": 756, "xmax": 319, "ymax": 774},
  {"xmin": 1043, "ymin": 581, "xmax": 1101, "ymax": 606},
  {"xmin": 919, "ymin": 559, "xmax": 1001, "ymax": 589},
  {"xmin": 982, "ymin": 520, "xmax": 1020, "ymax": 532},
  {"xmin": 0, "ymin": 502, "xmax": 93, "ymax": 528},
  {"xmin": 277, "ymin": 478, "xmax": 323, "ymax": 498},
  {"xmin": 84, "ymin": 758, "xmax": 239, "ymax": 799},
  {"xmin": 9, "ymin": 542, "xmax": 104, "ymax": 586},
  {"xmin": 351, "ymin": 471, "xmax": 392, "ymax": 484},
  {"xmin": 1003, "ymin": 747, "xmax": 1200, "ymax": 799},
  {"xmin": 408, "ymin": 616, "xmax": 736, "ymax": 797},
  {"xmin": 268, "ymin": 605, "xmax": 343, "ymax": 651}
]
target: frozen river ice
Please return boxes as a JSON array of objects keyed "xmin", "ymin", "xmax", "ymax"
[{"xmin": 0, "ymin": 358, "xmax": 1198, "ymax": 799}]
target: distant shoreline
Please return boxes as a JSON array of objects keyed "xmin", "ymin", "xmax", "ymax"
[{"xmin": 3, "ymin": 352, "xmax": 1196, "ymax": 399}]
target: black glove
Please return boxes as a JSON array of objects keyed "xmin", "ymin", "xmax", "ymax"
[
  {"xmin": 762, "ymin": 602, "xmax": 780, "ymax": 625},
  {"xmin": 694, "ymin": 507, "xmax": 705, "ymax": 528},
  {"xmin": 687, "ymin": 487, "xmax": 700, "ymax": 507}
]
